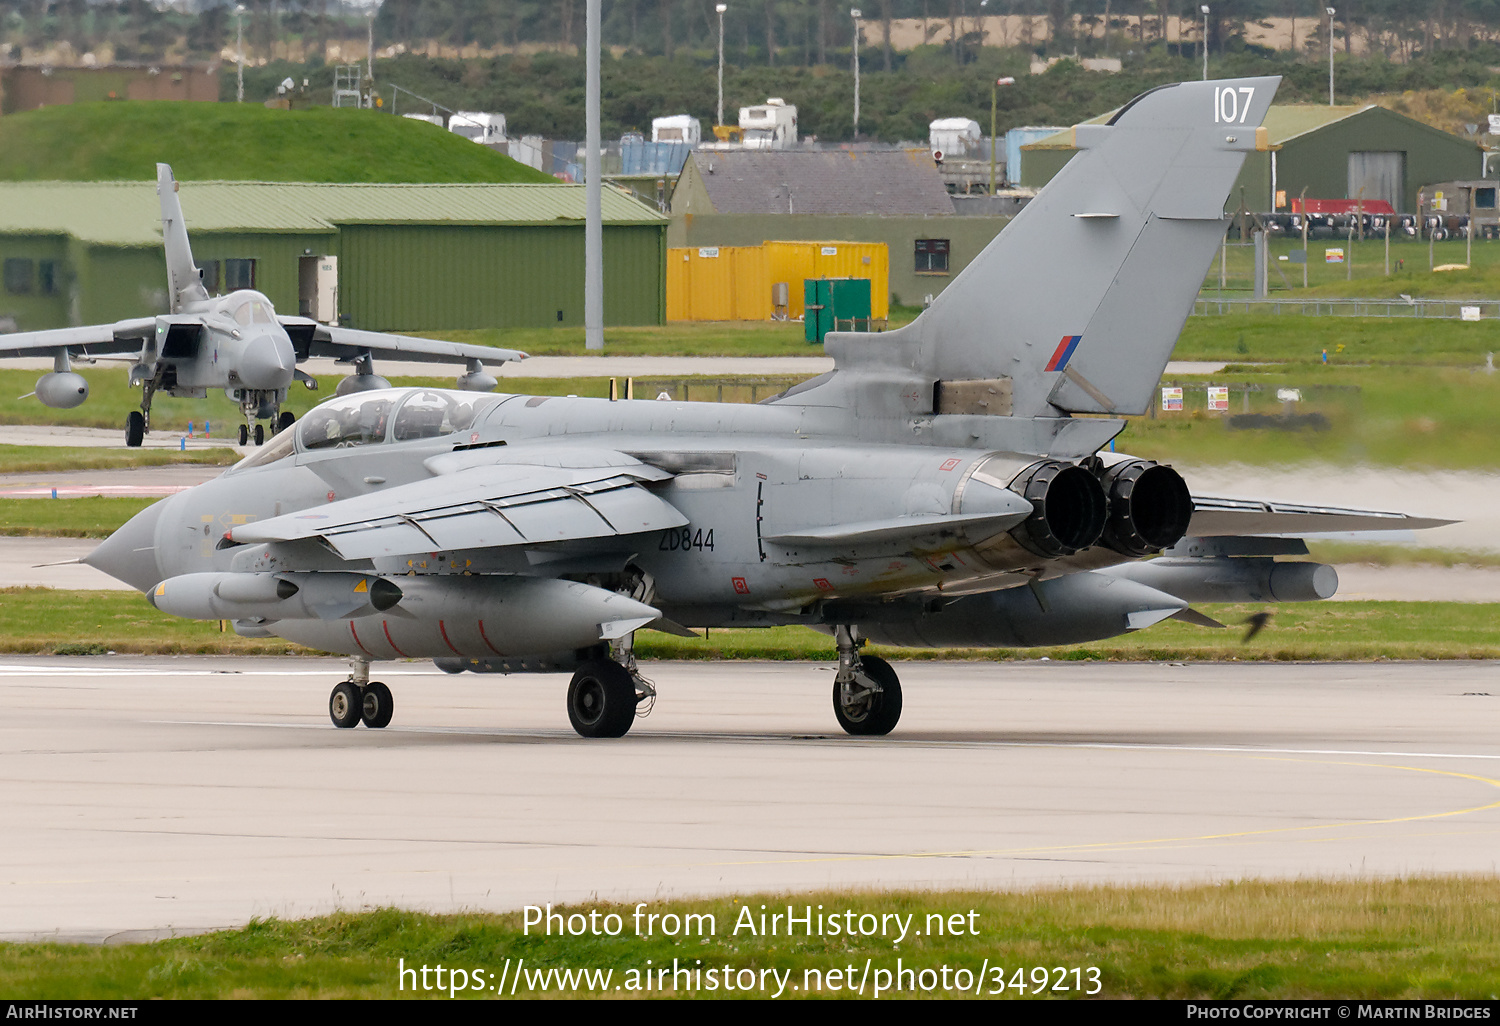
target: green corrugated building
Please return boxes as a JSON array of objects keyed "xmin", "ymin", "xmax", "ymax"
[
  {"xmin": 0, "ymin": 181, "xmax": 667, "ymax": 332},
  {"xmin": 1020, "ymin": 104, "xmax": 1484, "ymax": 214}
]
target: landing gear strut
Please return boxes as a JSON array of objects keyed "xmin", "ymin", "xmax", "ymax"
[
  {"xmin": 832, "ymin": 625, "xmax": 903, "ymax": 735},
  {"xmin": 328, "ymin": 657, "xmax": 394, "ymax": 729}
]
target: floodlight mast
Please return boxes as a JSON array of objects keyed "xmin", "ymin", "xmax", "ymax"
[
  {"xmin": 585, "ymin": 0, "xmax": 603, "ymax": 351},
  {"xmin": 716, "ymin": 5, "xmax": 727, "ymax": 129},
  {"xmin": 1327, "ymin": 7, "xmax": 1336, "ymax": 105},
  {"xmin": 235, "ymin": 4, "xmax": 245, "ymax": 103},
  {"xmin": 1200, "ymin": 6, "xmax": 1210, "ymax": 81},
  {"xmin": 851, "ymin": 9, "xmax": 862, "ymax": 139}
]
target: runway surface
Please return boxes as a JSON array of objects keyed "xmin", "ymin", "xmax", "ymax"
[{"xmin": 2, "ymin": 656, "xmax": 1497, "ymax": 942}]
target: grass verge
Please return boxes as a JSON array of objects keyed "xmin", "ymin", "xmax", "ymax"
[
  {"xmin": 0, "ymin": 446, "xmax": 239, "ymax": 475},
  {"xmin": 4, "ymin": 879, "xmax": 1498, "ymax": 998},
  {"xmin": 6, "ymin": 590, "xmax": 1500, "ymax": 660},
  {"xmin": 0, "ymin": 497, "xmax": 156, "ymax": 537}
]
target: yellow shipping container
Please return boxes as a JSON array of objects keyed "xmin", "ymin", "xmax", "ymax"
[
  {"xmin": 666, "ymin": 245, "xmax": 771, "ymax": 321},
  {"xmin": 667, "ymin": 240, "xmax": 887, "ymax": 322},
  {"xmin": 764, "ymin": 240, "xmax": 889, "ymax": 321}
]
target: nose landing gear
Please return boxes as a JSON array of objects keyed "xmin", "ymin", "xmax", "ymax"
[{"xmin": 832, "ymin": 625, "xmax": 903, "ymax": 735}]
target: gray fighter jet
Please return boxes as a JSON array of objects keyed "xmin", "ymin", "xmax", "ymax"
[
  {"xmin": 0, "ymin": 164, "xmax": 524, "ymax": 447},
  {"xmin": 85, "ymin": 77, "xmax": 1449, "ymax": 737}
]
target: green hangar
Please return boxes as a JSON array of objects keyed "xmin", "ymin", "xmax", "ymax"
[
  {"xmin": 1020, "ymin": 104, "xmax": 1484, "ymax": 214},
  {"xmin": 0, "ymin": 181, "xmax": 667, "ymax": 333}
]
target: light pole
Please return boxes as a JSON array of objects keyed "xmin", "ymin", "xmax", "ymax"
[
  {"xmin": 1326, "ymin": 7, "xmax": 1336, "ymax": 105},
  {"xmin": 235, "ymin": 4, "xmax": 245, "ymax": 103},
  {"xmin": 851, "ymin": 8, "xmax": 862, "ymax": 140},
  {"xmin": 366, "ymin": 9, "xmax": 376, "ymax": 101},
  {"xmin": 990, "ymin": 76, "xmax": 1014, "ymax": 194},
  {"xmin": 585, "ymin": 0, "xmax": 603, "ymax": 351},
  {"xmin": 1200, "ymin": 6, "xmax": 1209, "ymax": 80},
  {"xmin": 715, "ymin": 4, "xmax": 727, "ymax": 128}
]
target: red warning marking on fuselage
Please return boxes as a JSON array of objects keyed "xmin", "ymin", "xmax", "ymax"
[
  {"xmin": 348, "ymin": 621, "xmax": 374, "ymax": 657},
  {"xmin": 381, "ymin": 620, "xmax": 409, "ymax": 658},
  {"xmin": 477, "ymin": 619, "xmax": 505, "ymax": 656},
  {"xmin": 437, "ymin": 620, "xmax": 462, "ymax": 655},
  {"xmin": 940, "ymin": 458, "xmax": 961, "ymax": 471}
]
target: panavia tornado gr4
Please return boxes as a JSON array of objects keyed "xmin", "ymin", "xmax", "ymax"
[
  {"xmin": 86, "ymin": 77, "xmax": 1446, "ymax": 738},
  {"xmin": 0, "ymin": 164, "xmax": 525, "ymax": 447}
]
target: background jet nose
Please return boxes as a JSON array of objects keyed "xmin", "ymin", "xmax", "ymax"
[
  {"xmin": 83, "ymin": 500, "xmax": 165, "ymax": 592},
  {"xmin": 239, "ymin": 334, "xmax": 296, "ymax": 389}
]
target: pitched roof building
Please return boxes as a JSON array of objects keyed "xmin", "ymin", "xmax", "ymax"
[{"xmin": 671, "ymin": 149, "xmax": 956, "ymax": 217}]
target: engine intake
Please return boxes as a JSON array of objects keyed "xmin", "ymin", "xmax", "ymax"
[
  {"xmin": 1099, "ymin": 460, "xmax": 1194, "ymax": 556},
  {"xmin": 1008, "ymin": 460, "xmax": 1107, "ymax": 557}
]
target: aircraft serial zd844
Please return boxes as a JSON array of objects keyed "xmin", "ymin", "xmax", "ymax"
[
  {"xmin": 0, "ymin": 164, "xmax": 525, "ymax": 447},
  {"xmin": 86, "ymin": 78, "xmax": 1447, "ymax": 737}
]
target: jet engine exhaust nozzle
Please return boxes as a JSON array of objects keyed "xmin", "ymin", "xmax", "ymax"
[
  {"xmin": 1008, "ymin": 460, "xmax": 1108, "ymax": 558},
  {"xmin": 1098, "ymin": 460, "xmax": 1194, "ymax": 557}
]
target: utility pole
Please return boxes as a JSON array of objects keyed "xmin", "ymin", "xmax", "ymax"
[
  {"xmin": 1300, "ymin": 186, "xmax": 1309, "ymax": 288},
  {"xmin": 585, "ymin": 0, "xmax": 603, "ymax": 351}
]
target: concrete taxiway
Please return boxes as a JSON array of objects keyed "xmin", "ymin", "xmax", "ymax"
[{"xmin": 1, "ymin": 657, "xmax": 1497, "ymax": 942}]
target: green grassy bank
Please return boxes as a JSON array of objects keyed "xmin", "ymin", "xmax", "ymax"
[{"xmin": 5, "ymin": 879, "xmax": 1497, "ymax": 999}]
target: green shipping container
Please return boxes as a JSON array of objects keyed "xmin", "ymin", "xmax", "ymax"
[{"xmin": 803, "ymin": 277, "xmax": 872, "ymax": 343}]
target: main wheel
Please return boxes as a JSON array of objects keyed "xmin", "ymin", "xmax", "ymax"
[
  {"xmin": 124, "ymin": 411, "xmax": 145, "ymax": 448},
  {"xmin": 566, "ymin": 659, "xmax": 637, "ymax": 738},
  {"xmin": 253, "ymin": 423, "xmax": 265, "ymax": 446},
  {"xmin": 277, "ymin": 410, "xmax": 296, "ymax": 433},
  {"xmin": 833, "ymin": 655, "xmax": 903, "ymax": 736},
  {"xmin": 329, "ymin": 681, "xmax": 363, "ymax": 728},
  {"xmin": 238, "ymin": 423, "xmax": 249, "ymax": 446},
  {"xmin": 361, "ymin": 681, "xmax": 393, "ymax": 728}
]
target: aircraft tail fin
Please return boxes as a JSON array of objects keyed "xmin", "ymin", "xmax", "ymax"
[
  {"xmin": 827, "ymin": 76, "xmax": 1279, "ymax": 421},
  {"xmin": 157, "ymin": 163, "xmax": 209, "ymax": 313}
]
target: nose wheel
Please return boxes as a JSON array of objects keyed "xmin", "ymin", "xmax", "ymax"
[
  {"xmin": 567, "ymin": 659, "xmax": 638, "ymax": 738},
  {"xmin": 831, "ymin": 626, "xmax": 903, "ymax": 736}
]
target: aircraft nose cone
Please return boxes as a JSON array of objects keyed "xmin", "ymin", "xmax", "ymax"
[
  {"xmin": 83, "ymin": 500, "xmax": 165, "ymax": 592},
  {"xmin": 239, "ymin": 334, "xmax": 296, "ymax": 390}
]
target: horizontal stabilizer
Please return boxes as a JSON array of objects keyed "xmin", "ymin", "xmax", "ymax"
[{"xmin": 1188, "ymin": 496, "xmax": 1455, "ymax": 537}]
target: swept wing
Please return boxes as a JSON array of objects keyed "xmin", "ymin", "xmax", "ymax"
[
  {"xmin": 0, "ymin": 317, "xmax": 156, "ymax": 359},
  {"xmin": 230, "ymin": 452, "xmax": 684, "ymax": 559},
  {"xmin": 277, "ymin": 318, "xmax": 527, "ymax": 366}
]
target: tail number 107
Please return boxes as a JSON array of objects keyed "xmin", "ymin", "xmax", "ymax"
[
  {"xmin": 660, "ymin": 527, "xmax": 715, "ymax": 552},
  {"xmin": 1214, "ymin": 86, "xmax": 1255, "ymax": 124}
]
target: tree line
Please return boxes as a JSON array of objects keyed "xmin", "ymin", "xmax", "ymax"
[{"xmin": 10, "ymin": 2, "xmax": 1500, "ymax": 67}]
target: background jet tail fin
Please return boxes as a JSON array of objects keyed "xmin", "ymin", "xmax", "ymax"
[
  {"xmin": 157, "ymin": 163, "xmax": 209, "ymax": 313},
  {"xmin": 882, "ymin": 76, "xmax": 1279, "ymax": 419}
]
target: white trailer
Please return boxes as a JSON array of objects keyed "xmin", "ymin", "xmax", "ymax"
[
  {"xmin": 739, "ymin": 98, "xmax": 798, "ymax": 150},
  {"xmin": 651, "ymin": 114, "xmax": 702, "ymax": 145},
  {"xmin": 450, "ymin": 111, "xmax": 507, "ymax": 144},
  {"xmin": 929, "ymin": 117, "xmax": 982, "ymax": 159}
]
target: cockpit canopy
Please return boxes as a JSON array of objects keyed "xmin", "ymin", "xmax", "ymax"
[
  {"xmin": 219, "ymin": 291, "xmax": 276, "ymax": 327},
  {"xmin": 231, "ymin": 388, "xmax": 511, "ymax": 472},
  {"xmin": 298, "ymin": 389, "xmax": 507, "ymax": 451}
]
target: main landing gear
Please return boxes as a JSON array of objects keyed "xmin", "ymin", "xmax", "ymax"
[
  {"xmin": 832, "ymin": 625, "xmax": 903, "ymax": 735},
  {"xmin": 328, "ymin": 658, "xmax": 393, "ymax": 729}
]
